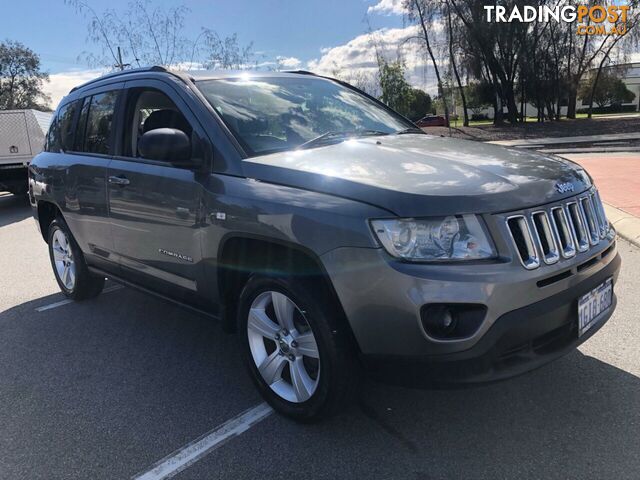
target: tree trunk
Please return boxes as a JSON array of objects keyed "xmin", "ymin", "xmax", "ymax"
[
  {"xmin": 567, "ymin": 87, "xmax": 578, "ymax": 119},
  {"xmin": 494, "ymin": 92, "xmax": 503, "ymax": 125},
  {"xmin": 520, "ymin": 76, "xmax": 526, "ymax": 123},
  {"xmin": 503, "ymin": 82, "xmax": 519, "ymax": 123},
  {"xmin": 413, "ymin": 0, "xmax": 449, "ymax": 126},
  {"xmin": 546, "ymin": 100, "xmax": 554, "ymax": 121},
  {"xmin": 447, "ymin": 3, "xmax": 468, "ymax": 126}
]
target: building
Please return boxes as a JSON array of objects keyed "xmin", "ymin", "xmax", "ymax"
[{"xmin": 579, "ymin": 61, "xmax": 640, "ymax": 110}]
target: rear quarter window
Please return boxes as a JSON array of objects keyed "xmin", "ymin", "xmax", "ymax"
[
  {"xmin": 45, "ymin": 113, "xmax": 60, "ymax": 152},
  {"xmin": 46, "ymin": 100, "xmax": 80, "ymax": 153},
  {"xmin": 59, "ymin": 101, "xmax": 80, "ymax": 151}
]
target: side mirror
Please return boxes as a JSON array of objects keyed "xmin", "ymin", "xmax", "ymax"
[{"xmin": 138, "ymin": 128, "xmax": 191, "ymax": 163}]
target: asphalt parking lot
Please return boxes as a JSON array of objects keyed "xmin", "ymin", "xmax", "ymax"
[{"xmin": 1, "ymin": 191, "xmax": 639, "ymax": 480}]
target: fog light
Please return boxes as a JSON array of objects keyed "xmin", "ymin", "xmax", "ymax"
[
  {"xmin": 420, "ymin": 304, "xmax": 487, "ymax": 340},
  {"xmin": 421, "ymin": 305, "xmax": 457, "ymax": 337},
  {"xmin": 441, "ymin": 310, "xmax": 454, "ymax": 329}
]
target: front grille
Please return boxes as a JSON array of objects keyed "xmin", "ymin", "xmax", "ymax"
[{"xmin": 506, "ymin": 189, "xmax": 610, "ymax": 269}]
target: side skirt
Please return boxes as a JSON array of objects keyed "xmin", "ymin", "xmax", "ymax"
[{"xmin": 88, "ymin": 266, "xmax": 221, "ymax": 322}]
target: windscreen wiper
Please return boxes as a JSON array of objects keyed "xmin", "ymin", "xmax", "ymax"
[
  {"xmin": 297, "ymin": 129, "xmax": 389, "ymax": 150},
  {"xmin": 395, "ymin": 127, "xmax": 426, "ymax": 135}
]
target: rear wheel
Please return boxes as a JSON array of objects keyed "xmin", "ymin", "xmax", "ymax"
[
  {"xmin": 238, "ymin": 275, "xmax": 359, "ymax": 422},
  {"xmin": 48, "ymin": 218, "xmax": 105, "ymax": 300}
]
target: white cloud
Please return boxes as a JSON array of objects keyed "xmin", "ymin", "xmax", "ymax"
[
  {"xmin": 44, "ymin": 69, "xmax": 105, "ymax": 108},
  {"xmin": 276, "ymin": 56, "xmax": 302, "ymax": 69},
  {"xmin": 367, "ymin": 0, "xmax": 407, "ymax": 15},
  {"xmin": 307, "ymin": 26, "xmax": 444, "ymax": 94}
]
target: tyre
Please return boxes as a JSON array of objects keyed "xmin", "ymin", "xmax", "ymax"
[
  {"xmin": 238, "ymin": 275, "xmax": 359, "ymax": 422},
  {"xmin": 47, "ymin": 218, "xmax": 105, "ymax": 300}
]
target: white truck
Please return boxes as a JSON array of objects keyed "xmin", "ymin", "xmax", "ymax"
[{"xmin": 0, "ymin": 109, "xmax": 52, "ymax": 195}]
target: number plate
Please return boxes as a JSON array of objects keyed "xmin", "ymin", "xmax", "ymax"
[{"xmin": 578, "ymin": 277, "xmax": 613, "ymax": 337}]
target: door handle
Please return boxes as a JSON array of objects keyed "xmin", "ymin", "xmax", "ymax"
[{"xmin": 108, "ymin": 175, "xmax": 130, "ymax": 186}]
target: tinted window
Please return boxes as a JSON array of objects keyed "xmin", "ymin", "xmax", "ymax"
[
  {"xmin": 81, "ymin": 91, "xmax": 118, "ymax": 155},
  {"xmin": 45, "ymin": 114, "xmax": 60, "ymax": 152},
  {"xmin": 58, "ymin": 100, "xmax": 80, "ymax": 151},
  {"xmin": 74, "ymin": 98, "xmax": 90, "ymax": 152},
  {"xmin": 197, "ymin": 76, "xmax": 412, "ymax": 156}
]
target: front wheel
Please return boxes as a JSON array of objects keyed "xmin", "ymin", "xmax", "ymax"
[
  {"xmin": 238, "ymin": 276, "xmax": 359, "ymax": 422},
  {"xmin": 48, "ymin": 218, "xmax": 105, "ymax": 300}
]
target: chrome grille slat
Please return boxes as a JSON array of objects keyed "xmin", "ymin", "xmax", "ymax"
[
  {"xmin": 505, "ymin": 189, "xmax": 611, "ymax": 269},
  {"xmin": 580, "ymin": 196, "xmax": 600, "ymax": 245},
  {"xmin": 531, "ymin": 211, "xmax": 559, "ymax": 264},
  {"xmin": 550, "ymin": 206, "xmax": 576, "ymax": 258},
  {"xmin": 567, "ymin": 201, "xmax": 590, "ymax": 252},
  {"xmin": 592, "ymin": 191, "xmax": 609, "ymax": 238},
  {"xmin": 507, "ymin": 215, "xmax": 540, "ymax": 270}
]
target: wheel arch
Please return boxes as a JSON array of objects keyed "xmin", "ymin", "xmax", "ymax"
[
  {"xmin": 217, "ymin": 234, "xmax": 360, "ymax": 350},
  {"xmin": 36, "ymin": 200, "xmax": 62, "ymax": 243}
]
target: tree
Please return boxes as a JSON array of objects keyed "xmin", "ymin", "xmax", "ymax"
[
  {"xmin": 199, "ymin": 31, "xmax": 255, "ymax": 70},
  {"xmin": 406, "ymin": 0, "xmax": 450, "ymax": 125},
  {"xmin": 465, "ymin": 82, "xmax": 492, "ymax": 117},
  {"xmin": 445, "ymin": 0, "xmax": 469, "ymax": 126},
  {"xmin": 0, "ymin": 40, "xmax": 50, "ymax": 110},
  {"xmin": 378, "ymin": 60, "xmax": 413, "ymax": 116},
  {"xmin": 407, "ymin": 88, "xmax": 433, "ymax": 120},
  {"xmin": 579, "ymin": 69, "xmax": 636, "ymax": 109},
  {"xmin": 67, "ymin": 0, "xmax": 254, "ymax": 70}
]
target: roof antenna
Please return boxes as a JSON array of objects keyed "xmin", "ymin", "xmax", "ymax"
[{"xmin": 114, "ymin": 47, "xmax": 131, "ymax": 71}]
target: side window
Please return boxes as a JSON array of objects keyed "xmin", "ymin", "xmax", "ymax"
[
  {"xmin": 47, "ymin": 100, "xmax": 80, "ymax": 152},
  {"xmin": 74, "ymin": 98, "xmax": 90, "ymax": 152},
  {"xmin": 45, "ymin": 113, "xmax": 60, "ymax": 152},
  {"xmin": 84, "ymin": 91, "xmax": 118, "ymax": 155},
  {"xmin": 58, "ymin": 100, "xmax": 80, "ymax": 151},
  {"xmin": 123, "ymin": 88, "xmax": 193, "ymax": 159}
]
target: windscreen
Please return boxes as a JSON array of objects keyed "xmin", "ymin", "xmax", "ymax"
[{"xmin": 197, "ymin": 76, "xmax": 412, "ymax": 156}]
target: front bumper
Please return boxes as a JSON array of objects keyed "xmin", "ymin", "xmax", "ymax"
[{"xmin": 321, "ymin": 238, "xmax": 620, "ymax": 384}]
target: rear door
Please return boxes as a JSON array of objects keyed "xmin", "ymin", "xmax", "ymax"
[
  {"xmin": 107, "ymin": 79, "xmax": 206, "ymax": 296},
  {"xmin": 55, "ymin": 86, "xmax": 121, "ymax": 273}
]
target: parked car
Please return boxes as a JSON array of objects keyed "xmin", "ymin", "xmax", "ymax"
[
  {"xmin": 0, "ymin": 109, "xmax": 51, "ymax": 195},
  {"xmin": 30, "ymin": 67, "xmax": 620, "ymax": 421},
  {"xmin": 415, "ymin": 114, "xmax": 448, "ymax": 128}
]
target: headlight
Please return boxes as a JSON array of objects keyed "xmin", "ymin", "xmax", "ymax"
[{"xmin": 370, "ymin": 215, "xmax": 495, "ymax": 261}]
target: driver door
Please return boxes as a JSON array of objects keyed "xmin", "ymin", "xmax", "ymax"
[{"xmin": 107, "ymin": 79, "xmax": 205, "ymax": 297}]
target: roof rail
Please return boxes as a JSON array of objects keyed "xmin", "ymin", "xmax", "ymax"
[{"xmin": 69, "ymin": 65, "xmax": 169, "ymax": 93}]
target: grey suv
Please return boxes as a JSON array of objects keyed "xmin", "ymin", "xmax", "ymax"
[{"xmin": 29, "ymin": 67, "xmax": 620, "ymax": 421}]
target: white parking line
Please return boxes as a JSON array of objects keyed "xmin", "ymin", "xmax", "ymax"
[
  {"xmin": 35, "ymin": 285, "xmax": 123, "ymax": 312},
  {"xmin": 132, "ymin": 402, "xmax": 274, "ymax": 480}
]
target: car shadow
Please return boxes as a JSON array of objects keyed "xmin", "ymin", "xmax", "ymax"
[
  {"xmin": 193, "ymin": 333, "xmax": 640, "ymax": 479},
  {"xmin": 0, "ymin": 192, "xmax": 32, "ymax": 228},
  {"xmin": 318, "ymin": 349, "xmax": 640, "ymax": 479}
]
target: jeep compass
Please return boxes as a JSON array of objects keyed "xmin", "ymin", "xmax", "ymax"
[{"xmin": 29, "ymin": 67, "xmax": 620, "ymax": 421}]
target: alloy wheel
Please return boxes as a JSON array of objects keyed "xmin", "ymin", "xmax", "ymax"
[
  {"xmin": 247, "ymin": 291, "xmax": 320, "ymax": 403},
  {"xmin": 51, "ymin": 229, "xmax": 76, "ymax": 291}
]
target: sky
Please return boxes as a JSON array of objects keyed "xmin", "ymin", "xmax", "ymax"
[{"xmin": 2, "ymin": 0, "xmax": 429, "ymax": 107}]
